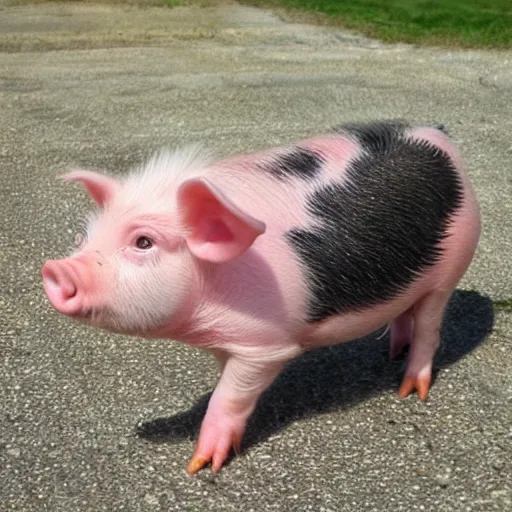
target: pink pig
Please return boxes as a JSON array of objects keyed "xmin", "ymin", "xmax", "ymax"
[{"xmin": 42, "ymin": 121, "xmax": 480, "ymax": 474}]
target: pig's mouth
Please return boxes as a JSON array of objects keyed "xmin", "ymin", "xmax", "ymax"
[
  {"xmin": 74, "ymin": 306, "xmax": 115, "ymax": 326},
  {"xmin": 81, "ymin": 306, "xmax": 143, "ymax": 336},
  {"xmin": 77, "ymin": 309, "xmax": 93, "ymax": 320}
]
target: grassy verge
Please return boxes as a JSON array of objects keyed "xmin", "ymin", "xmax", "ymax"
[
  {"xmin": 493, "ymin": 299, "xmax": 512, "ymax": 312},
  {"xmin": 244, "ymin": 0, "xmax": 512, "ymax": 48},
  {"xmin": 6, "ymin": 0, "xmax": 512, "ymax": 48}
]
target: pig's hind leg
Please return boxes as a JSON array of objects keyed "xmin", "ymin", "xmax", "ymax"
[
  {"xmin": 390, "ymin": 309, "xmax": 414, "ymax": 360},
  {"xmin": 398, "ymin": 291, "xmax": 451, "ymax": 401}
]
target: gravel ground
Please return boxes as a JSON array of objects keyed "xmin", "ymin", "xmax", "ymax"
[{"xmin": 0, "ymin": 2, "xmax": 511, "ymax": 511}]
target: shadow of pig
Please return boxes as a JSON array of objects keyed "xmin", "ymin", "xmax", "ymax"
[{"xmin": 136, "ymin": 290, "xmax": 494, "ymax": 460}]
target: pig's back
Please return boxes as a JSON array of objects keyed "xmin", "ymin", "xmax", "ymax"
[{"xmin": 207, "ymin": 121, "xmax": 477, "ymax": 341}]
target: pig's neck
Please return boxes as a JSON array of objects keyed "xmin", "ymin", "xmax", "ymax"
[
  {"xmin": 148, "ymin": 307, "xmax": 232, "ymax": 348},
  {"xmin": 175, "ymin": 253, "xmax": 287, "ymax": 349},
  {"xmin": 172, "ymin": 289, "xmax": 242, "ymax": 349}
]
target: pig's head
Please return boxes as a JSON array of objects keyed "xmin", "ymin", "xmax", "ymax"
[{"xmin": 42, "ymin": 149, "xmax": 266, "ymax": 336}]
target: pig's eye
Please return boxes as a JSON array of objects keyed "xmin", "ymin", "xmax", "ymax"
[{"xmin": 135, "ymin": 236, "xmax": 153, "ymax": 250}]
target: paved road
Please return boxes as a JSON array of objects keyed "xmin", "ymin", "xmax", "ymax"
[{"xmin": 1, "ymin": 2, "xmax": 511, "ymax": 511}]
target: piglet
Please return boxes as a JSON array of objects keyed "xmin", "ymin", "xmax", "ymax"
[{"xmin": 42, "ymin": 120, "xmax": 480, "ymax": 474}]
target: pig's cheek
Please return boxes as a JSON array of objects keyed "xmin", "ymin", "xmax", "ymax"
[
  {"xmin": 121, "ymin": 249, "xmax": 147, "ymax": 266},
  {"xmin": 114, "ymin": 253, "xmax": 182, "ymax": 332}
]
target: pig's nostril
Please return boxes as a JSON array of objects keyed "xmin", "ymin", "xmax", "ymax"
[
  {"xmin": 61, "ymin": 280, "xmax": 77, "ymax": 301},
  {"xmin": 42, "ymin": 262, "xmax": 78, "ymax": 303}
]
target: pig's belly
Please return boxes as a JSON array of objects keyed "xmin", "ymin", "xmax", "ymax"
[{"xmin": 300, "ymin": 275, "xmax": 434, "ymax": 348}]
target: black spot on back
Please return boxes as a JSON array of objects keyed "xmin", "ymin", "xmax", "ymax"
[
  {"xmin": 259, "ymin": 147, "xmax": 324, "ymax": 181},
  {"xmin": 287, "ymin": 123, "xmax": 464, "ymax": 322},
  {"xmin": 333, "ymin": 120, "xmax": 410, "ymax": 153},
  {"xmin": 334, "ymin": 119, "xmax": 450, "ymax": 150}
]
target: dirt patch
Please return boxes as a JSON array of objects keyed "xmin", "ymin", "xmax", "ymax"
[
  {"xmin": 0, "ymin": 2, "xmax": 289, "ymax": 52},
  {"xmin": 0, "ymin": 1, "xmax": 376, "ymax": 52}
]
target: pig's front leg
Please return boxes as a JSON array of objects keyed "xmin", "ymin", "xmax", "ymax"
[{"xmin": 187, "ymin": 347, "xmax": 299, "ymax": 475}]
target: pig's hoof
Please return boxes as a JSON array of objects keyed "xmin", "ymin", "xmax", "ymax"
[
  {"xmin": 398, "ymin": 374, "xmax": 431, "ymax": 401},
  {"xmin": 186, "ymin": 427, "xmax": 243, "ymax": 475},
  {"xmin": 187, "ymin": 455, "xmax": 210, "ymax": 476}
]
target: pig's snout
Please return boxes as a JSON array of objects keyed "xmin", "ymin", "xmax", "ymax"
[{"xmin": 42, "ymin": 259, "xmax": 85, "ymax": 316}]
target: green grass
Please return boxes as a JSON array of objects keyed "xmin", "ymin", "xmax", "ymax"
[
  {"xmin": 243, "ymin": 0, "xmax": 512, "ymax": 48},
  {"xmin": 493, "ymin": 299, "xmax": 512, "ymax": 311}
]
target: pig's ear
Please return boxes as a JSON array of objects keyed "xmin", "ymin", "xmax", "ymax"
[
  {"xmin": 61, "ymin": 169, "xmax": 121, "ymax": 207},
  {"xmin": 178, "ymin": 178, "xmax": 266, "ymax": 263}
]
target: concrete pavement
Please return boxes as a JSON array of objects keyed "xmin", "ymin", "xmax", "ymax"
[{"xmin": 1, "ymin": 2, "xmax": 511, "ymax": 511}]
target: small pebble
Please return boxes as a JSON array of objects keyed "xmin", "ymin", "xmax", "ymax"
[{"xmin": 434, "ymin": 474, "xmax": 450, "ymax": 488}]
